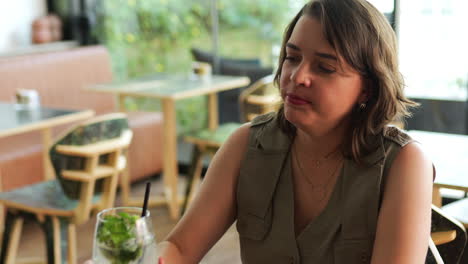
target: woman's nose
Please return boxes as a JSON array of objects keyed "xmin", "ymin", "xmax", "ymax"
[{"xmin": 290, "ymin": 62, "xmax": 312, "ymax": 88}]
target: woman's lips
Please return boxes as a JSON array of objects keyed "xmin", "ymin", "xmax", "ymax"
[{"xmin": 286, "ymin": 94, "xmax": 310, "ymax": 105}]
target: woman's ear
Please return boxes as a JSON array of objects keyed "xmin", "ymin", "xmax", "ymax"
[{"xmin": 359, "ymin": 78, "xmax": 373, "ymax": 104}]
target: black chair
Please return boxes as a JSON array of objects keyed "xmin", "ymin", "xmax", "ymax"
[
  {"xmin": 427, "ymin": 205, "xmax": 467, "ymax": 263},
  {"xmin": 190, "ymin": 47, "xmax": 262, "ymax": 73},
  {"xmin": 190, "ymin": 47, "xmax": 274, "ymax": 123}
]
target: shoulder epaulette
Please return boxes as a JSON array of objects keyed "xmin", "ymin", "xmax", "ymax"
[
  {"xmin": 250, "ymin": 112, "xmax": 276, "ymax": 127},
  {"xmin": 383, "ymin": 126, "xmax": 413, "ymax": 147}
]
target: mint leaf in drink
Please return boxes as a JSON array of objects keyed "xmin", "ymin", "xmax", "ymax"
[{"xmin": 97, "ymin": 212, "xmax": 143, "ymax": 264}]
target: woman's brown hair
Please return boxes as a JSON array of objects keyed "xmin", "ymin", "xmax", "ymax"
[{"xmin": 274, "ymin": 0, "xmax": 417, "ymax": 163}]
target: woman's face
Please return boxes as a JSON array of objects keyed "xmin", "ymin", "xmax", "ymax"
[{"xmin": 280, "ymin": 15, "xmax": 366, "ymax": 135}]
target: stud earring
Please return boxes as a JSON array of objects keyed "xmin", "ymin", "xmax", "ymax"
[{"xmin": 359, "ymin": 103, "xmax": 366, "ymax": 109}]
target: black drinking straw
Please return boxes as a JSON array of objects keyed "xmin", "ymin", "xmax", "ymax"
[{"xmin": 141, "ymin": 182, "xmax": 151, "ymax": 217}]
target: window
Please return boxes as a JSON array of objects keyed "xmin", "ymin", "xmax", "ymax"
[{"xmin": 399, "ymin": 0, "xmax": 468, "ymax": 101}]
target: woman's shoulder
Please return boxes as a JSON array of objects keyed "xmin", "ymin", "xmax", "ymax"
[
  {"xmin": 250, "ymin": 112, "xmax": 277, "ymax": 127},
  {"xmin": 381, "ymin": 125, "xmax": 413, "ymax": 147},
  {"xmin": 223, "ymin": 113, "xmax": 277, "ymax": 152},
  {"xmin": 248, "ymin": 112, "xmax": 291, "ymax": 151},
  {"xmin": 380, "ymin": 125, "xmax": 434, "ymax": 180}
]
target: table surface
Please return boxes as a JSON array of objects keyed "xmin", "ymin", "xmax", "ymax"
[
  {"xmin": 408, "ymin": 130, "xmax": 468, "ymax": 191},
  {"xmin": 0, "ymin": 102, "xmax": 94, "ymax": 138},
  {"xmin": 86, "ymin": 74, "xmax": 250, "ymax": 100}
]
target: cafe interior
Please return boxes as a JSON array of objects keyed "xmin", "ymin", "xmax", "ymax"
[{"xmin": 0, "ymin": 0, "xmax": 467, "ymax": 263}]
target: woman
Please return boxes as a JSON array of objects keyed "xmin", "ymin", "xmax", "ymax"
[{"xmin": 159, "ymin": 0, "xmax": 433, "ymax": 263}]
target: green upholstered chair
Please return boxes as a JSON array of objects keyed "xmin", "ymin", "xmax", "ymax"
[
  {"xmin": 0, "ymin": 113, "xmax": 132, "ymax": 264},
  {"xmin": 182, "ymin": 75, "xmax": 280, "ymax": 213}
]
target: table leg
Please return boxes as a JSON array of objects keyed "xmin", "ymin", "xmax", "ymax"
[
  {"xmin": 41, "ymin": 128, "xmax": 54, "ymax": 180},
  {"xmin": 162, "ymin": 99, "xmax": 180, "ymax": 219},
  {"xmin": 207, "ymin": 93, "xmax": 218, "ymax": 131},
  {"xmin": 116, "ymin": 95, "xmax": 183, "ymax": 214},
  {"xmin": 116, "ymin": 94, "xmax": 132, "ymax": 205}
]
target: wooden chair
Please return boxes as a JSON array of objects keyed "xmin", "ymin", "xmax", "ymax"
[
  {"xmin": 182, "ymin": 75, "xmax": 280, "ymax": 213},
  {"xmin": 427, "ymin": 205, "xmax": 467, "ymax": 263},
  {"xmin": 239, "ymin": 74, "xmax": 281, "ymax": 122},
  {"xmin": 0, "ymin": 113, "xmax": 132, "ymax": 264}
]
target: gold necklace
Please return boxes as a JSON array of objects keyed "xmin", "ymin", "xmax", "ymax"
[
  {"xmin": 293, "ymin": 144, "xmax": 343, "ymax": 202},
  {"xmin": 307, "ymin": 145, "xmax": 340, "ymax": 169}
]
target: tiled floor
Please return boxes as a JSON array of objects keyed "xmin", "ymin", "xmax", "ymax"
[{"xmin": 15, "ymin": 176, "xmax": 241, "ymax": 263}]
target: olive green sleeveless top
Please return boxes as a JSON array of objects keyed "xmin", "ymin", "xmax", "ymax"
[{"xmin": 236, "ymin": 113, "xmax": 413, "ymax": 264}]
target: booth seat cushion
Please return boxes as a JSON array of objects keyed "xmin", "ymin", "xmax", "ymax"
[
  {"xmin": 0, "ymin": 46, "xmax": 164, "ymax": 190},
  {"xmin": 0, "ymin": 46, "xmax": 115, "ymax": 115},
  {"xmin": 0, "ymin": 133, "xmax": 43, "ymax": 191}
]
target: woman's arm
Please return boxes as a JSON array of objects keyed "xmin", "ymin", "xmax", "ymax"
[
  {"xmin": 158, "ymin": 123, "xmax": 251, "ymax": 264},
  {"xmin": 371, "ymin": 142, "xmax": 433, "ymax": 263}
]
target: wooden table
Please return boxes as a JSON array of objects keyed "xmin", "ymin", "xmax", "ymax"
[
  {"xmin": 0, "ymin": 102, "xmax": 94, "ymax": 179},
  {"xmin": 408, "ymin": 130, "xmax": 468, "ymax": 206},
  {"xmin": 87, "ymin": 74, "xmax": 250, "ymax": 219}
]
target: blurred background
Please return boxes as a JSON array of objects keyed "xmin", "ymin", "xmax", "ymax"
[
  {"xmin": 1, "ymin": 1, "xmax": 468, "ymax": 263},
  {"xmin": 1, "ymin": 0, "xmax": 467, "ymax": 134}
]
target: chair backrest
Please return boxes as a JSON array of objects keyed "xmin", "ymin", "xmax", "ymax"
[
  {"xmin": 49, "ymin": 113, "xmax": 132, "ymax": 223},
  {"xmin": 190, "ymin": 47, "xmax": 261, "ymax": 73},
  {"xmin": 427, "ymin": 205, "xmax": 467, "ymax": 263},
  {"xmin": 190, "ymin": 47, "xmax": 273, "ymax": 82},
  {"xmin": 239, "ymin": 74, "xmax": 281, "ymax": 122}
]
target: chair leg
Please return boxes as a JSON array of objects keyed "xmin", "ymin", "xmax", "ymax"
[
  {"xmin": 427, "ymin": 237, "xmax": 444, "ymax": 264},
  {"xmin": 0, "ymin": 171, "xmax": 4, "ymax": 240},
  {"xmin": 182, "ymin": 145, "xmax": 204, "ymax": 214},
  {"xmin": 433, "ymin": 186, "xmax": 442, "ymax": 207},
  {"xmin": 67, "ymin": 223, "xmax": 77, "ymax": 264},
  {"xmin": 51, "ymin": 217, "xmax": 62, "ymax": 264},
  {"xmin": 101, "ymin": 170, "xmax": 119, "ymax": 211},
  {"xmin": 0, "ymin": 203, "xmax": 4, "ymax": 241},
  {"xmin": 42, "ymin": 216, "xmax": 63, "ymax": 264},
  {"xmin": 0, "ymin": 211, "xmax": 24, "ymax": 264}
]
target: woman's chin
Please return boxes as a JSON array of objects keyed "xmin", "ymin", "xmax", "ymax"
[
  {"xmin": 284, "ymin": 108, "xmax": 304, "ymax": 126},
  {"xmin": 284, "ymin": 107, "xmax": 318, "ymax": 129}
]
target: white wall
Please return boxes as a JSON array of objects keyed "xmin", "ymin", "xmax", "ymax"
[{"xmin": 0, "ymin": 0, "xmax": 47, "ymax": 52}]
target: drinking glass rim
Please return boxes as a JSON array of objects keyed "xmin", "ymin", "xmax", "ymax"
[{"xmin": 97, "ymin": 206, "xmax": 150, "ymax": 222}]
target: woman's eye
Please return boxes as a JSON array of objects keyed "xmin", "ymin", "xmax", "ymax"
[
  {"xmin": 318, "ymin": 65, "xmax": 336, "ymax": 74},
  {"xmin": 285, "ymin": 56, "xmax": 299, "ymax": 62}
]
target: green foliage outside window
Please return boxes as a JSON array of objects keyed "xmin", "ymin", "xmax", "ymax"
[{"xmin": 93, "ymin": 0, "xmax": 304, "ymax": 135}]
